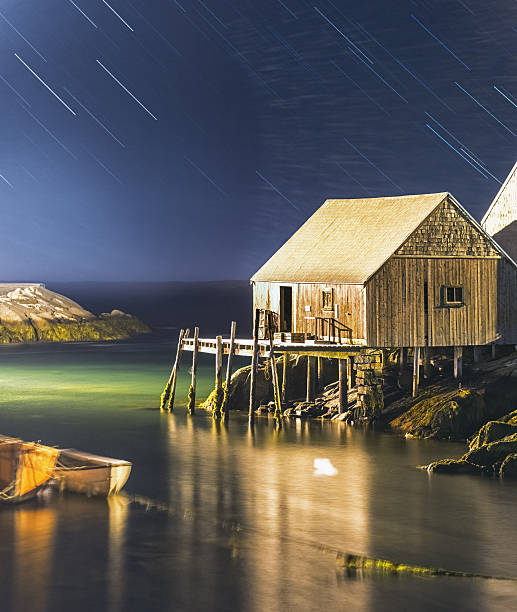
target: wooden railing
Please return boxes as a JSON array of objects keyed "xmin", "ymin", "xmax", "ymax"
[{"xmin": 306, "ymin": 316, "xmax": 352, "ymax": 344}]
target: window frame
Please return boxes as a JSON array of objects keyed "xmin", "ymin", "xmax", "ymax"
[
  {"xmin": 441, "ymin": 285, "xmax": 464, "ymax": 307},
  {"xmin": 321, "ymin": 288, "xmax": 334, "ymax": 311}
]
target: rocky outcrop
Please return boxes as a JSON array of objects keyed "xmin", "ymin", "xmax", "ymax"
[{"xmin": 0, "ymin": 284, "xmax": 150, "ymax": 343}]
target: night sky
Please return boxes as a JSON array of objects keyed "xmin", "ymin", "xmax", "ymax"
[{"xmin": 0, "ymin": 0, "xmax": 515, "ymax": 281}]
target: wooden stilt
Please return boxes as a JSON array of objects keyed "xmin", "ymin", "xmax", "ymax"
[
  {"xmin": 306, "ymin": 356, "xmax": 316, "ymax": 402},
  {"xmin": 187, "ymin": 327, "xmax": 199, "ymax": 415},
  {"xmin": 423, "ymin": 347, "xmax": 431, "ymax": 379},
  {"xmin": 491, "ymin": 344, "xmax": 497, "ymax": 360},
  {"xmin": 316, "ymin": 357, "xmax": 323, "ymax": 393},
  {"xmin": 338, "ymin": 358, "xmax": 348, "ymax": 413},
  {"xmin": 214, "ymin": 335, "xmax": 223, "ymax": 419},
  {"xmin": 399, "ymin": 347, "xmax": 406, "ymax": 369},
  {"xmin": 412, "ymin": 347, "xmax": 420, "ymax": 398},
  {"xmin": 281, "ymin": 352, "xmax": 289, "ymax": 403},
  {"xmin": 249, "ymin": 309, "xmax": 260, "ymax": 425},
  {"xmin": 161, "ymin": 328, "xmax": 184, "ymax": 411},
  {"xmin": 266, "ymin": 312, "xmax": 283, "ymax": 424},
  {"xmin": 473, "ymin": 346, "xmax": 481, "ymax": 363},
  {"xmin": 454, "ymin": 346, "xmax": 463, "ymax": 379},
  {"xmin": 350, "ymin": 356, "xmax": 356, "ymax": 388},
  {"xmin": 222, "ymin": 321, "xmax": 237, "ymax": 420}
]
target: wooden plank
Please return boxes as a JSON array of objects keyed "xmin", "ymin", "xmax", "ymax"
[{"xmin": 187, "ymin": 327, "xmax": 199, "ymax": 415}]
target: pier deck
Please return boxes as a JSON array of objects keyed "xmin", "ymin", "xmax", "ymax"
[{"xmin": 182, "ymin": 337, "xmax": 368, "ymax": 358}]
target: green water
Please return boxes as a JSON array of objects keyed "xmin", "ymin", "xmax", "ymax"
[{"xmin": 0, "ymin": 338, "xmax": 517, "ymax": 612}]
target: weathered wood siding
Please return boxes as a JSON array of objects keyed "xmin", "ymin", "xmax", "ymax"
[
  {"xmin": 366, "ymin": 257, "xmax": 500, "ymax": 347},
  {"xmin": 253, "ymin": 282, "xmax": 366, "ymax": 340},
  {"xmin": 497, "ymin": 258, "xmax": 517, "ymax": 344}
]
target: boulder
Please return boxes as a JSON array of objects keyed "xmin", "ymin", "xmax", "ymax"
[
  {"xmin": 463, "ymin": 433, "xmax": 517, "ymax": 467},
  {"xmin": 469, "ymin": 421, "xmax": 517, "ymax": 450},
  {"xmin": 499, "ymin": 453, "xmax": 517, "ymax": 478},
  {"xmin": 425, "ymin": 459, "xmax": 485, "ymax": 475}
]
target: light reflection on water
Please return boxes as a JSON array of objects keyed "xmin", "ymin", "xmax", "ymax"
[{"xmin": 0, "ymin": 340, "xmax": 516, "ymax": 610}]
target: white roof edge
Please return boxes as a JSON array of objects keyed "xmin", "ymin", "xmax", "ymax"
[
  {"xmin": 481, "ymin": 161, "xmax": 517, "ymax": 226},
  {"xmin": 448, "ymin": 193, "xmax": 517, "ymax": 269}
]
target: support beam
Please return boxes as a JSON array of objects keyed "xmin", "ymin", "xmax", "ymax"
[
  {"xmin": 249, "ymin": 309, "xmax": 260, "ymax": 425},
  {"xmin": 338, "ymin": 358, "xmax": 348, "ymax": 413},
  {"xmin": 281, "ymin": 353, "xmax": 289, "ymax": 403},
  {"xmin": 187, "ymin": 327, "xmax": 199, "ymax": 415},
  {"xmin": 316, "ymin": 357, "xmax": 323, "ymax": 393},
  {"xmin": 491, "ymin": 344, "xmax": 497, "ymax": 360},
  {"xmin": 266, "ymin": 312, "xmax": 283, "ymax": 423},
  {"xmin": 306, "ymin": 356, "xmax": 316, "ymax": 402},
  {"xmin": 423, "ymin": 347, "xmax": 432, "ymax": 379},
  {"xmin": 454, "ymin": 346, "xmax": 463, "ymax": 379},
  {"xmin": 412, "ymin": 347, "xmax": 420, "ymax": 398},
  {"xmin": 163, "ymin": 328, "xmax": 188, "ymax": 412},
  {"xmin": 399, "ymin": 347, "xmax": 407, "ymax": 369},
  {"xmin": 473, "ymin": 346, "xmax": 482, "ymax": 363},
  {"xmin": 213, "ymin": 335, "xmax": 223, "ymax": 419},
  {"xmin": 222, "ymin": 321, "xmax": 236, "ymax": 420}
]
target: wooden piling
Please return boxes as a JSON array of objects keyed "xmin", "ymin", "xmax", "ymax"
[
  {"xmin": 412, "ymin": 347, "xmax": 420, "ymax": 398},
  {"xmin": 222, "ymin": 321, "xmax": 237, "ymax": 420},
  {"xmin": 316, "ymin": 357, "xmax": 323, "ymax": 393},
  {"xmin": 160, "ymin": 328, "xmax": 184, "ymax": 411},
  {"xmin": 399, "ymin": 347, "xmax": 406, "ymax": 370},
  {"xmin": 249, "ymin": 309, "xmax": 260, "ymax": 425},
  {"xmin": 214, "ymin": 335, "xmax": 223, "ymax": 419},
  {"xmin": 266, "ymin": 312, "xmax": 283, "ymax": 423},
  {"xmin": 473, "ymin": 346, "xmax": 482, "ymax": 363},
  {"xmin": 306, "ymin": 356, "xmax": 316, "ymax": 402},
  {"xmin": 454, "ymin": 346, "xmax": 463, "ymax": 379},
  {"xmin": 338, "ymin": 358, "xmax": 348, "ymax": 413},
  {"xmin": 187, "ymin": 327, "xmax": 199, "ymax": 415},
  {"xmin": 491, "ymin": 344, "xmax": 497, "ymax": 360},
  {"xmin": 281, "ymin": 352, "xmax": 289, "ymax": 403}
]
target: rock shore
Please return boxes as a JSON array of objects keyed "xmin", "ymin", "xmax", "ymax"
[{"xmin": 0, "ymin": 284, "xmax": 150, "ymax": 343}]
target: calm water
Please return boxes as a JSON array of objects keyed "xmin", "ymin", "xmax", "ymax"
[{"xmin": 0, "ymin": 335, "xmax": 517, "ymax": 611}]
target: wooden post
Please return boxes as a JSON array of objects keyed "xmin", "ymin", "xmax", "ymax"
[
  {"xmin": 187, "ymin": 327, "xmax": 199, "ymax": 415},
  {"xmin": 213, "ymin": 335, "xmax": 223, "ymax": 419},
  {"xmin": 338, "ymin": 358, "xmax": 348, "ymax": 413},
  {"xmin": 249, "ymin": 309, "xmax": 260, "ymax": 425},
  {"xmin": 222, "ymin": 321, "xmax": 237, "ymax": 420},
  {"xmin": 491, "ymin": 344, "xmax": 497, "ymax": 360},
  {"xmin": 454, "ymin": 346, "xmax": 463, "ymax": 379},
  {"xmin": 161, "ymin": 328, "xmax": 184, "ymax": 411},
  {"xmin": 412, "ymin": 347, "xmax": 420, "ymax": 398},
  {"xmin": 267, "ymin": 312, "xmax": 283, "ymax": 423},
  {"xmin": 281, "ymin": 352, "xmax": 289, "ymax": 403},
  {"xmin": 316, "ymin": 357, "xmax": 323, "ymax": 393},
  {"xmin": 349, "ymin": 356, "xmax": 356, "ymax": 388},
  {"xmin": 423, "ymin": 347, "xmax": 431, "ymax": 379},
  {"xmin": 306, "ymin": 356, "xmax": 316, "ymax": 402},
  {"xmin": 473, "ymin": 346, "xmax": 482, "ymax": 363},
  {"xmin": 399, "ymin": 347, "xmax": 406, "ymax": 370}
]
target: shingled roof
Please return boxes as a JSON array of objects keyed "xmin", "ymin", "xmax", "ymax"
[{"xmin": 251, "ymin": 193, "xmax": 449, "ymax": 284}]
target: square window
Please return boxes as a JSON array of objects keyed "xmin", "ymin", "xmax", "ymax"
[{"xmin": 443, "ymin": 286, "xmax": 463, "ymax": 305}]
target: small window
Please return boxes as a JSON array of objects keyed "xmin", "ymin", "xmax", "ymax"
[
  {"xmin": 322, "ymin": 289, "xmax": 333, "ymax": 310},
  {"xmin": 443, "ymin": 286, "xmax": 463, "ymax": 305}
]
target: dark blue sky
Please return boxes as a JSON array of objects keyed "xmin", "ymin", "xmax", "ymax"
[{"xmin": 0, "ymin": 0, "xmax": 515, "ymax": 281}]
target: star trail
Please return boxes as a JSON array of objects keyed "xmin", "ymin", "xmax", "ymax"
[{"xmin": 0, "ymin": 0, "xmax": 515, "ymax": 281}]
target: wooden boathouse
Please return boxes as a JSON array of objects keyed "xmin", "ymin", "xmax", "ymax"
[{"xmin": 161, "ymin": 190, "xmax": 517, "ymax": 422}]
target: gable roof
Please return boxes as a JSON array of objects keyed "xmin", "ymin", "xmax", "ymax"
[
  {"xmin": 481, "ymin": 161, "xmax": 517, "ymax": 227},
  {"xmin": 251, "ymin": 193, "xmax": 449, "ymax": 284}
]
